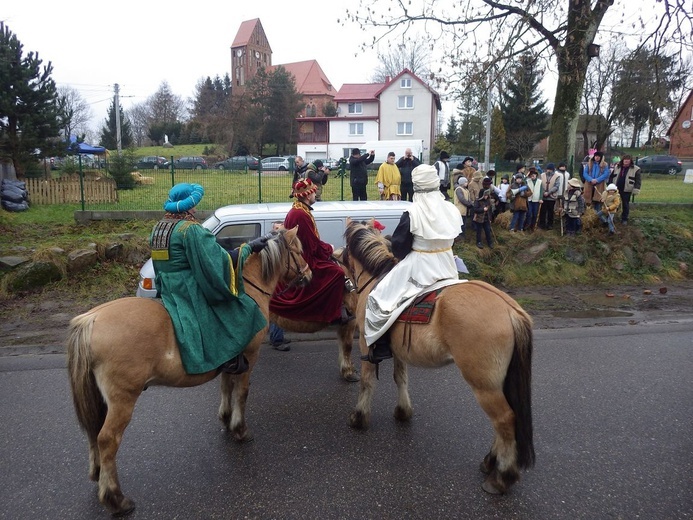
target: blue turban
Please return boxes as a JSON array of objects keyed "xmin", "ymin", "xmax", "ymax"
[{"xmin": 163, "ymin": 183, "xmax": 204, "ymax": 213}]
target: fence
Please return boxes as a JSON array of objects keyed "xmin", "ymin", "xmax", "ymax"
[{"xmin": 26, "ymin": 177, "xmax": 118, "ymax": 205}]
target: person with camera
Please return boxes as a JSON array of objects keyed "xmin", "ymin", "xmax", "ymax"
[
  {"xmin": 349, "ymin": 148, "xmax": 375, "ymax": 200},
  {"xmin": 395, "ymin": 148, "xmax": 420, "ymax": 201}
]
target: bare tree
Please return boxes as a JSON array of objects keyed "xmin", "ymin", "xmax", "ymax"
[
  {"xmin": 148, "ymin": 81, "xmax": 186, "ymax": 125},
  {"xmin": 127, "ymin": 102, "xmax": 150, "ymax": 148},
  {"xmin": 57, "ymin": 85, "xmax": 92, "ymax": 140},
  {"xmin": 370, "ymin": 38, "xmax": 432, "ymax": 82},
  {"xmin": 345, "ymin": 0, "xmax": 693, "ymax": 164}
]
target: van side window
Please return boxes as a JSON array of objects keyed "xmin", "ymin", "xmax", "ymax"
[
  {"xmin": 315, "ymin": 219, "xmax": 345, "ymax": 245},
  {"xmin": 215, "ymin": 223, "xmax": 260, "ymax": 251}
]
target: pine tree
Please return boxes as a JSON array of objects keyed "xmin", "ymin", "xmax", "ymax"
[
  {"xmin": 99, "ymin": 97, "xmax": 133, "ymax": 149},
  {"xmin": 0, "ymin": 22, "xmax": 62, "ymax": 177},
  {"xmin": 500, "ymin": 53, "xmax": 549, "ymax": 161}
]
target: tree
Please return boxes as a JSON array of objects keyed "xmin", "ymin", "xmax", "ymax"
[
  {"xmin": 0, "ymin": 22, "xmax": 62, "ymax": 178},
  {"xmin": 370, "ymin": 38, "xmax": 432, "ymax": 83},
  {"xmin": 445, "ymin": 115, "xmax": 459, "ymax": 144},
  {"xmin": 56, "ymin": 86, "xmax": 92, "ymax": 142},
  {"xmin": 99, "ymin": 96, "xmax": 133, "ymax": 149},
  {"xmin": 145, "ymin": 82, "xmax": 186, "ymax": 145},
  {"xmin": 500, "ymin": 54, "xmax": 550, "ymax": 161},
  {"xmin": 189, "ymin": 75, "xmax": 233, "ymax": 146},
  {"xmin": 127, "ymin": 102, "xmax": 150, "ymax": 148},
  {"xmin": 490, "ymin": 105, "xmax": 506, "ymax": 159},
  {"xmin": 346, "ymin": 0, "xmax": 692, "ymax": 165}
]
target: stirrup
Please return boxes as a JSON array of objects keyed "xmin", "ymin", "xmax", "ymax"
[{"xmin": 219, "ymin": 354, "xmax": 249, "ymax": 375}]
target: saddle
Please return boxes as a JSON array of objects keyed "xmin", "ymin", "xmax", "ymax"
[{"xmin": 396, "ymin": 288, "xmax": 443, "ymax": 324}]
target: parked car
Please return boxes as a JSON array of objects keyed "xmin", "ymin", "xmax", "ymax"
[
  {"xmin": 174, "ymin": 156, "xmax": 207, "ymax": 170},
  {"xmin": 136, "ymin": 200, "xmax": 413, "ymax": 298},
  {"xmin": 214, "ymin": 156, "xmax": 259, "ymax": 170},
  {"xmin": 447, "ymin": 155, "xmax": 479, "ymax": 169},
  {"xmin": 260, "ymin": 156, "xmax": 290, "ymax": 171},
  {"xmin": 636, "ymin": 155, "xmax": 682, "ymax": 175},
  {"xmin": 137, "ymin": 156, "xmax": 169, "ymax": 170}
]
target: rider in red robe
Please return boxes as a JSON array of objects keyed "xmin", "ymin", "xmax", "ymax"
[{"xmin": 270, "ymin": 178, "xmax": 351, "ymax": 323}]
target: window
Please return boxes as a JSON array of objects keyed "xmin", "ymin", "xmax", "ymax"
[
  {"xmin": 397, "ymin": 122, "xmax": 413, "ymax": 135},
  {"xmin": 398, "ymin": 96, "xmax": 414, "ymax": 109},
  {"xmin": 349, "ymin": 123, "xmax": 364, "ymax": 135},
  {"xmin": 400, "ymin": 78, "xmax": 412, "ymax": 88},
  {"xmin": 348, "ymin": 102, "xmax": 363, "ymax": 114},
  {"xmin": 215, "ymin": 223, "xmax": 260, "ymax": 251}
]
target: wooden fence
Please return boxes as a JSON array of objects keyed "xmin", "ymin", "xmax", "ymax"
[{"xmin": 25, "ymin": 177, "xmax": 118, "ymax": 204}]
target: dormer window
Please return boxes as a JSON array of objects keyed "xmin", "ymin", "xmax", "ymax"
[{"xmin": 348, "ymin": 102, "xmax": 363, "ymax": 114}]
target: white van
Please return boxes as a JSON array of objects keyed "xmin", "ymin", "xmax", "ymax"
[{"xmin": 136, "ymin": 200, "xmax": 412, "ymax": 298}]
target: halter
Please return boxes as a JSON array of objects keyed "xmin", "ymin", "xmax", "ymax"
[{"xmin": 339, "ymin": 245, "xmax": 378, "ymax": 295}]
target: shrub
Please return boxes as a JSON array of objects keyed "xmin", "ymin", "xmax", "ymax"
[{"xmin": 108, "ymin": 150, "xmax": 137, "ymax": 189}]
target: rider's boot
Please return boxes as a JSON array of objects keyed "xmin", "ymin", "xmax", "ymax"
[{"xmin": 361, "ymin": 332, "xmax": 393, "ymax": 364}]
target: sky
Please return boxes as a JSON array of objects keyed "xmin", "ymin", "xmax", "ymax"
[{"xmin": 3, "ymin": 0, "xmax": 385, "ymax": 134}]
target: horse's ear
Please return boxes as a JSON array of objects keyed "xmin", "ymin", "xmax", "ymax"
[
  {"xmin": 285, "ymin": 226, "xmax": 299, "ymax": 242},
  {"xmin": 346, "ymin": 217, "xmax": 352, "ymax": 226}
]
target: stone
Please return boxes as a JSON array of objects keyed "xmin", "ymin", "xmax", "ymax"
[
  {"xmin": 6, "ymin": 261, "xmax": 62, "ymax": 292},
  {"xmin": 621, "ymin": 246, "xmax": 635, "ymax": 265},
  {"xmin": 67, "ymin": 249, "xmax": 99, "ymax": 274},
  {"xmin": 642, "ymin": 251, "xmax": 662, "ymax": 270},
  {"xmin": 0, "ymin": 256, "xmax": 31, "ymax": 269},
  {"xmin": 105, "ymin": 243, "xmax": 124, "ymax": 260},
  {"xmin": 565, "ymin": 247, "xmax": 586, "ymax": 265},
  {"xmin": 516, "ymin": 242, "xmax": 549, "ymax": 264}
]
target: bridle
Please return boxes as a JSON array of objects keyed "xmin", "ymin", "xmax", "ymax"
[
  {"xmin": 243, "ymin": 235, "xmax": 310, "ymax": 298},
  {"xmin": 339, "ymin": 246, "xmax": 378, "ymax": 295}
]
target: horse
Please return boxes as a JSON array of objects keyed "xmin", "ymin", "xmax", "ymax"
[
  {"xmin": 342, "ymin": 220, "xmax": 535, "ymax": 495},
  {"xmin": 66, "ymin": 227, "xmax": 310, "ymax": 517},
  {"xmin": 270, "ymin": 259, "xmax": 360, "ymax": 382}
]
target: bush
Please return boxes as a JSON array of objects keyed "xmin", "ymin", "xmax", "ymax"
[{"xmin": 108, "ymin": 150, "xmax": 137, "ymax": 189}]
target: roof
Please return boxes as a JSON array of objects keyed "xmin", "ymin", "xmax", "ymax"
[
  {"xmin": 374, "ymin": 69, "xmax": 442, "ymax": 110},
  {"xmin": 334, "ymin": 83, "xmax": 385, "ymax": 102},
  {"xmin": 270, "ymin": 60, "xmax": 334, "ymax": 96},
  {"xmin": 231, "ymin": 19, "xmax": 272, "ymax": 53}
]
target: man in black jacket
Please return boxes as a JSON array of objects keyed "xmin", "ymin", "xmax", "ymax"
[
  {"xmin": 348, "ymin": 148, "xmax": 375, "ymax": 200},
  {"xmin": 395, "ymin": 148, "xmax": 420, "ymax": 201}
]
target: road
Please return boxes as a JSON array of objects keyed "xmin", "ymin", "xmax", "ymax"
[{"xmin": 1, "ymin": 321, "xmax": 692, "ymax": 519}]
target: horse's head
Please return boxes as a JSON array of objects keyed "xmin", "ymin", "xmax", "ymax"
[
  {"xmin": 259, "ymin": 226, "xmax": 311, "ymax": 288},
  {"xmin": 343, "ymin": 220, "xmax": 395, "ymax": 290}
]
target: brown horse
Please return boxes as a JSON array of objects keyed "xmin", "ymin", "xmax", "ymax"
[
  {"xmin": 66, "ymin": 227, "xmax": 310, "ymax": 516},
  {"xmin": 342, "ymin": 220, "xmax": 535, "ymax": 494},
  {"xmin": 270, "ymin": 258, "xmax": 360, "ymax": 382}
]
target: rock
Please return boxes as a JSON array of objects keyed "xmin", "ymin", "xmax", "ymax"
[
  {"xmin": 67, "ymin": 249, "xmax": 99, "ymax": 274},
  {"xmin": 0, "ymin": 256, "xmax": 31, "ymax": 269},
  {"xmin": 48, "ymin": 247, "xmax": 65, "ymax": 255},
  {"xmin": 659, "ymin": 287, "xmax": 668, "ymax": 294},
  {"xmin": 117, "ymin": 233, "xmax": 136, "ymax": 241},
  {"xmin": 516, "ymin": 242, "xmax": 549, "ymax": 264},
  {"xmin": 105, "ymin": 243, "xmax": 124, "ymax": 260},
  {"xmin": 643, "ymin": 251, "xmax": 662, "ymax": 270},
  {"xmin": 565, "ymin": 247, "xmax": 586, "ymax": 265},
  {"xmin": 621, "ymin": 246, "xmax": 635, "ymax": 265},
  {"xmin": 613, "ymin": 262, "xmax": 625, "ymax": 271},
  {"xmin": 6, "ymin": 261, "xmax": 62, "ymax": 292}
]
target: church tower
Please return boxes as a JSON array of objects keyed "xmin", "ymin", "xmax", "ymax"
[{"xmin": 230, "ymin": 19, "xmax": 272, "ymax": 96}]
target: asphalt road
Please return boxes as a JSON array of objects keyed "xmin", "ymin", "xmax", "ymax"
[{"xmin": 1, "ymin": 321, "xmax": 692, "ymax": 520}]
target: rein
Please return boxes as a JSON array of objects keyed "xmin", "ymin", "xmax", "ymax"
[
  {"xmin": 242, "ymin": 239, "xmax": 309, "ymax": 298},
  {"xmin": 339, "ymin": 246, "xmax": 378, "ymax": 295}
]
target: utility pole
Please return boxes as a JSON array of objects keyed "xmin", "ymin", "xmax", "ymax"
[
  {"xmin": 114, "ymin": 83, "xmax": 122, "ymax": 153},
  {"xmin": 483, "ymin": 73, "xmax": 492, "ymax": 172}
]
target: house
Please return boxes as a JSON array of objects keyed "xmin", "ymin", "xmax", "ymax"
[
  {"xmin": 667, "ymin": 90, "xmax": 693, "ymax": 160},
  {"xmin": 299, "ymin": 69, "xmax": 440, "ymax": 164}
]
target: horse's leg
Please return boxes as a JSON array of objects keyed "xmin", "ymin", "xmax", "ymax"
[
  {"xmin": 337, "ymin": 319, "xmax": 360, "ymax": 382},
  {"xmin": 392, "ymin": 356, "xmax": 412, "ymax": 422},
  {"xmin": 471, "ymin": 388, "xmax": 519, "ymax": 494},
  {"xmin": 349, "ymin": 337, "xmax": 377, "ymax": 429},
  {"xmin": 96, "ymin": 389, "xmax": 139, "ymax": 516},
  {"xmin": 218, "ymin": 371, "xmax": 253, "ymax": 442}
]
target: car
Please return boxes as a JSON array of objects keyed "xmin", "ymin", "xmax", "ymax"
[
  {"xmin": 323, "ymin": 158, "xmax": 340, "ymax": 169},
  {"xmin": 635, "ymin": 155, "xmax": 682, "ymax": 175},
  {"xmin": 260, "ymin": 156, "xmax": 290, "ymax": 171},
  {"xmin": 214, "ymin": 156, "xmax": 260, "ymax": 170},
  {"xmin": 174, "ymin": 156, "xmax": 208, "ymax": 170},
  {"xmin": 137, "ymin": 156, "xmax": 169, "ymax": 170},
  {"xmin": 447, "ymin": 155, "xmax": 479, "ymax": 169},
  {"xmin": 135, "ymin": 200, "xmax": 413, "ymax": 298}
]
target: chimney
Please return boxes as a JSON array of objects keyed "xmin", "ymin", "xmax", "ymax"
[{"xmin": 385, "ymin": 76, "xmax": 391, "ymax": 83}]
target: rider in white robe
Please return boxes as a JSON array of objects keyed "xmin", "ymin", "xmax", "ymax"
[{"xmin": 365, "ymin": 164, "xmax": 464, "ymax": 347}]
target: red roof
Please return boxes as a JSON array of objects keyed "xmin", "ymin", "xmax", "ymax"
[
  {"xmin": 231, "ymin": 19, "xmax": 272, "ymax": 53},
  {"xmin": 334, "ymin": 83, "xmax": 385, "ymax": 102},
  {"xmin": 374, "ymin": 68, "xmax": 442, "ymax": 110},
  {"xmin": 270, "ymin": 60, "xmax": 334, "ymax": 96}
]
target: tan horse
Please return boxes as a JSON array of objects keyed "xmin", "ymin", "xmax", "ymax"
[
  {"xmin": 271, "ymin": 260, "xmax": 360, "ymax": 382},
  {"xmin": 342, "ymin": 220, "xmax": 535, "ymax": 494},
  {"xmin": 66, "ymin": 227, "xmax": 310, "ymax": 517}
]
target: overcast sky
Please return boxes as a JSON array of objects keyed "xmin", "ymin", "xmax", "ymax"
[{"xmin": 4, "ymin": 0, "xmax": 386, "ymax": 132}]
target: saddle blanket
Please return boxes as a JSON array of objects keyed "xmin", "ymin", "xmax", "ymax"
[{"xmin": 396, "ymin": 288, "xmax": 443, "ymax": 324}]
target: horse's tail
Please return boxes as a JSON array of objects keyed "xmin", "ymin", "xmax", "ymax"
[
  {"xmin": 66, "ymin": 312, "xmax": 106, "ymax": 439},
  {"xmin": 504, "ymin": 309, "xmax": 535, "ymax": 470}
]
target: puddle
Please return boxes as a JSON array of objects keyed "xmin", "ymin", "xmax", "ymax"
[{"xmin": 552, "ymin": 309, "xmax": 634, "ymax": 319}]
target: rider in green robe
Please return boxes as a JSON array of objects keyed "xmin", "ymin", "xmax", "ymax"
[{"xmin": 150, "ymin": 183, "xmax": 266, "ymax": 374}]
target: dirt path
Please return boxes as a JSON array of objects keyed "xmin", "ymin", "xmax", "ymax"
[{"xmin": 2, "ymin": 281, "xmax": 693, "ymax": 357}]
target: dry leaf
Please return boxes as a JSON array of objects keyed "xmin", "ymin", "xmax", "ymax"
[
  {"xmin": 605, "ymin": 293, "xmax": 615, "ymax": 298},
  {"xmin": 643, "ymin": 289, "xmax": 652, "ymax": 295}
]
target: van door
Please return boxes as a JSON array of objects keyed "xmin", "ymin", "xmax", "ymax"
[{"xmin": 315, "ymin": 218, "xmax": 347, "ymax": 247}]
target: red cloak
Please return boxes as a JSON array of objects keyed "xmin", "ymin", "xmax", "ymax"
[{"xmin": 270, "ymin": 201, "xmax": 344, "ymax": 322}]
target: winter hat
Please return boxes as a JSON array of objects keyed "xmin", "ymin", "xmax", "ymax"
[
  {"xmin": 164, "ymin": 183, "xmax": 204, "ymax": 213},
  {"xmin": 457, "ymin": 176, "xmax": 468, "ymax": 186},
  {"xmin": 568, "ymin": 178, "xmax": 582, "ymax": 189},
  {"xmin": 558, "ymin": 162, "xmax": 567, "ymax": 169},
  {"xmin": 463, "ymin": 156, "xmax": 474, "ymax": 164},
  {"xmin": 545, "ymin": 163, "xmax": 555, "ymax": 171},
  {"xmin": 593, "ymin": 151, "xmax": 604, "ymax": 160},
  {"xmin": 516, "ymin": 164, "xmax": 526, "ymax": 173},
  {"xmin": 312, "ymin": 159, "xmax": 324, "ymax": 169},
  {"xmin": 528, "ymin": 167, "xmax": 538, "ymax": 176},
  {"xmin": 501, "ymin": 174, "xmax": 509, "ymax": 181},
  {"xmin": 440, "ymin": 151, "xmax": 450, "ymax": 160},
  {"xmin": 606, "ymin": 183, "xmax": 618, "ymax": 191},
  {"xmin": 351, "ymin": 148, "xmax": 361, "ymax": 155},
  {"xmin": 455, "ymin": 163, "xmax": 465, "ymax": 170},
  {"xmin": 482, "ymin": 177, "xmax": 493, "ymax": 187},
  {"xmin": 293, "ymin": 178, "xmax": 318, "ymax": 198}
]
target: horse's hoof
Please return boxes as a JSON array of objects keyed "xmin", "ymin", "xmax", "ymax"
[
  {"xmin": 479, "ymin": 461, "xmax": 491, "ymax": 475},
  {"xmin": 111, "ymin": 498, "xmax": 136, "ymax": 517},
  {"xmin": 234, "ymin": 430, "xmax": 255, "ymax": 443},
  {"xmin": 481, "ymin": 479, "xmax": 504, "ymax": 495},
  {"xmin": 349, "ymin": 410, "xmax": 368, "ymax": 430},
  {"xmin": 394, "ymin": 405, "xmax": 413, "ymax": 422},
  {"xmin": 344, "ymin": 371, "xmax": 360, "ymax": 382}
]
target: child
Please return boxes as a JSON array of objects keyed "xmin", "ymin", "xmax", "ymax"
[
  {"xmin": 563, "ymin": 178, "xmax": 586, "ymax": 236},
  {"xmin": 595, "ymin": 183, "xmax": 622, "ymax": 235},
  {"xmin": 494, "ymin": 174, "xmax": 510, "ymax": 218},
  {"xmin": 507, "ymin": 173, "xmax": 532, "ymax": 232},
  {"xmin": 473, "ymin": 189, "xmax": 494, "ymax": 249},
  {"xmin": 454, "ymin": 176, "xmax": 474, "ymax": 240}
]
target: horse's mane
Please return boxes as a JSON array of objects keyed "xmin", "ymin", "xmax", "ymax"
[
  {"xmin": 343, "ymin": 221, "xmax": 396, "ymax": 277},
  {"xmin": 258, "ymin": 230, "xmax": 300, "ymax": 282}
]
